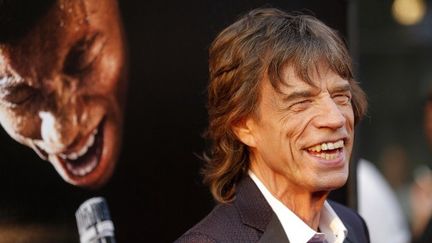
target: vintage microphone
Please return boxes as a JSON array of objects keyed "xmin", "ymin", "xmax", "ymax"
[{"xmin": 75, "ymin": 197, "xmax": 116, "ymax": 243}]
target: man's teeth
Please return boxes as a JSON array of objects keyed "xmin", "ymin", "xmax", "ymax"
[
  {"xmin": 66, "ymin": 159, "xmax": 98, "ymax": 176},
  {"xmin": 315, "ymin": 153, "xmax": 339, "ymax": 160},
  {"xmin": 308, "ymin": 140, "xmax": 344, "ymax": 152},
  {"xmin": 59, "ymin": 129, "xmax": 98, "ymax": 161}
]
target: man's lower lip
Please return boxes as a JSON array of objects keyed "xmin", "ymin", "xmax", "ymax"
[{"xmin": 59, "ymin": 118, "xmax": 106, "ymax": 178}]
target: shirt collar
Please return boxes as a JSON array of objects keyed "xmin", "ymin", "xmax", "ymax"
[
  {"xmin": 249, "ymin": 171, "xmax": 347, "ymax": 243},
  {"xmin": 320, "ymin": 201, "xmax": 348, "ymax": 243}
]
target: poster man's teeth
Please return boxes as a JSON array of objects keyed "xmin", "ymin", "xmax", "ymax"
[
  {"xmin": 59, "ymin": 129, "xmax": 97, "ymax": 161},
  {"xmin": 66, "ymin": 159, "xmax": 98, "ymax": 176}
]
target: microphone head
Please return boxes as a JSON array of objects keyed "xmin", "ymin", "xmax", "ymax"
[{"xmin": 75, "ymin": 197, "xmax": 116, "ymax": 243}]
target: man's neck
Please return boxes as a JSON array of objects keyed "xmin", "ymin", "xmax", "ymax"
[{"xmin": 250, "ymin": 166, "xmax": 329, "ymax": 230}]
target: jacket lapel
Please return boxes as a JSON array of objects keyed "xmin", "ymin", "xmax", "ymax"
[
  {"xmin": 329, "ymin": 201, "xmax": 365, "ymax": 243},
  {"xmin": 234, "ymin": 176, "xmax": 274, "ymax": 232},
  {"xmin": 343, "ymin": 224, "xmax": 357, "ymax": 243},
  {"xmin": 258, "ymin": 214, "xmax": 290, "ymax": 243},
  {"xmin": 235, "ymin": 176, "xmax": 289, "ymax": 242},
  {"xmin": 344, "ymin": 238, "xmax": 354, "ymax": 243}
]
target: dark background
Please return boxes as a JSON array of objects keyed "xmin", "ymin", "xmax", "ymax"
[{"xmin": 0, "ymin": 1, "xmax": 350, "ymax": 242}]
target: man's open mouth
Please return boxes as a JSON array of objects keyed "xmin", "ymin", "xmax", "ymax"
[
  {"xmin": 306, "ymin": 140, "xmax": 344, "ymax": 160},
  {"xmin": 57, "ymin": 120, "xmax": 105, "ymax": 177}
]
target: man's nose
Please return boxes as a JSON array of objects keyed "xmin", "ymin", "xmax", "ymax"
[
  {"xmin": 314, "ymin": 97, "xmax": 346, "ymax": 129},
  {"xmin": 36, "ymin": 76, "xmax": 81, "ymax": 153},
  {"xmin": 38, "ymin": 110, "xmax": 78, "ymax": 153}
]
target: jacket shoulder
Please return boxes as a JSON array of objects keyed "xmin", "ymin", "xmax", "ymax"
[
  {"xmin": 174, "ymin": 232, "xmax": 216, "ymax": 243},
  {"xmin": 175, "ymin": 203, "xmax": 259, "ymax": 242}
]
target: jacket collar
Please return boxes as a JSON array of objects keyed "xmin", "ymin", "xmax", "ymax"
[
  {"xmin": 343, "ymin": 223, "xmax": 358, "ymax": 243},
  {"xmin": 258, "ymin": 215, "xmax": 290, "ymax": 243},
  {"xmin": 234, "ymin": 175, "xmax": 289, "ymax": 242},
  {"xmin": 233, "ymin": 175, "xmax": 358, "ymax": 243},
  {"xmin": 234, "ymin": 175, "xmax": 274, "ymax": 232}
]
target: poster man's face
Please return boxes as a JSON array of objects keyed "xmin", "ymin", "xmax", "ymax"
[{"xmin": 0, "ymin": 0, "xmax": 126, "ymax": 188}]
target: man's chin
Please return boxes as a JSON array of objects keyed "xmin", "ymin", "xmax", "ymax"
[
  {"xmin": 318, "ymin": 174, "xmax": 349, "ymax": 192},
  {"xmin": 308, "ymin": 166, "xmax": 349, "ymax": 191}
]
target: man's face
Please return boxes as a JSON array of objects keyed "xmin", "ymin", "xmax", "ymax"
[
  {"xmin": 0, "ymin": 0, "xmax": 126, "ymax": 188},
  {"xmin": 245, "ymin": 62, "xmax": 355, "ymax": 193}
]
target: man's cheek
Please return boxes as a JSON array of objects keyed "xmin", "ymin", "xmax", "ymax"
[
  {"xmin": 98, "ymin": 48, "xmax": 125, "ymax": 87},
  {"xmin": 0, "ymin": 109, "xmax": 40, "ymax": 139},
  {"xmin": 82, "ymin": 67, "xmax": 118, "ymax": 96}
]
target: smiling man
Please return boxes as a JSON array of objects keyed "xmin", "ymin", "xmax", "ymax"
[
  {"xmin": 177, "ymin": 8, "xmax": 369, "ymax": 243},
  {"xmin": 0, "ymin": 0, "xmax": 126, "ymax": 188}
]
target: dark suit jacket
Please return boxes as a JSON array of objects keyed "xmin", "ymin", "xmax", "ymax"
[{"xmin": 176, "ymin": 176, "xmax": 370, "ymax": 243}]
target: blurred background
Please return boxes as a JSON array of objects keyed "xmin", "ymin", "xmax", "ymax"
[
  {"xmin": 0, "ymin": 0, "xmax": 431, "ymax": 242},
  {"xmin": 356, "ymin": 0, "xmax": 432, "ymax": 242}
]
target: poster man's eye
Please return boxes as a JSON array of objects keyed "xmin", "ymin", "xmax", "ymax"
[
  {"xmin": 0, "ymin": 83, "xmax": 37, "ymax": 106},
  {"xmin": 63, "ymin": 33, "xmax": 104, "ymax": 76}
]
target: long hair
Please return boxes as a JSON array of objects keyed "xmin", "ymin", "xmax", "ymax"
[{"xmin": 203, "ymin": 8, "xmax": 367, "ymax": 203}]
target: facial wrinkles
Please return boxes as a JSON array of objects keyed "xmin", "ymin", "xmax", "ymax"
[
  {"xmin": 1, "ymin": 3, "xmax": 86, "ymax": 88},
  {"xmin": 0, "ymin": 64, "xmax": 37, "ymax": 127},
  {"xmin": 32, "ymin": 2, "xmax": 93, "ymax": 149},
  {"xmin": 279, "ymin": 81, "xmax": 348, "ymax": 166},
  {"xmin": 265, "ymin": 88, "xmax": 305, "ymax": 181},
  {"xmin": 287, "ymin": 117, "xmax": 313, "ymax": 180},
  {"xmin": 312, "ymin": 92, "xmax": 353, "ymax": 162},
  {"xmin": 39, "ymin": 75, "xmax": 90, "ymax": 152},
  {"xmin": 274, "ymin": 87, "xmax": 313, "ymax": 152},
  {"xmin": 28, "ymin": 61, "xmax": 82, "ymax": 153},
  {"xmin": 0, "ymin": 57, "xmax": 23, "ymax": 86}
]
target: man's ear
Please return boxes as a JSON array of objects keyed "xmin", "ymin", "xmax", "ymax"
[{"xmin": 232, "ymin": 118, "xmax": 257, "ymax": 147}]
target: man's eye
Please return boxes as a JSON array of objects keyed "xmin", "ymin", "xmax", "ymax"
[
  {"xmin": 333, "ymin": 95, "xmax": 351, "ymax": 105},
  {"xmin": 289, "ymin": 100, "xmax": 312, "ymax": 111},
  {"xmin": 63, "ymin": 33, "xmax": 104, "ymax": 76},
  {"xmin": 0, "ymin": 84, "xmax": 37, "ymax": 105}
]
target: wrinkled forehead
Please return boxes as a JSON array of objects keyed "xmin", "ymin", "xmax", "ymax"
[
  {"xmin": 0, "ymin": 0, "xmax": 122, "ymax": 84},
  {"xmin": 0, "ymin": 1, "xmax": 87, "ymax": 65},
  {"xmin": 0, "ymin": 0, "xmax": 121, "ymax": 50},
  {"xmin": 0, "ymin": 0, "xmax": 87, "ymax": 45},
  {"xmin": 268, "ymin": 58, "xmax": 350, "ymax": 94}
]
